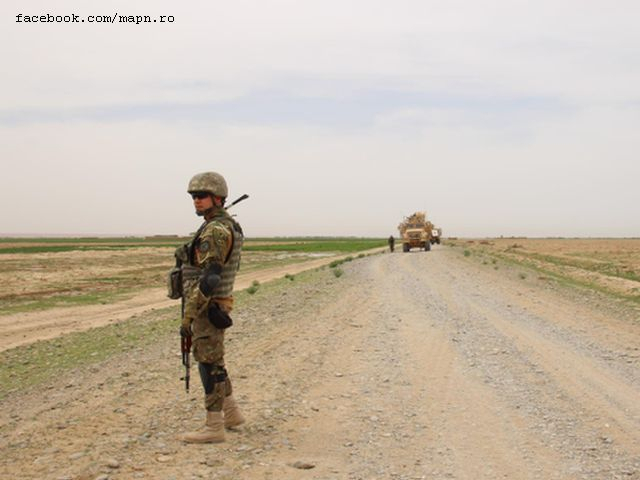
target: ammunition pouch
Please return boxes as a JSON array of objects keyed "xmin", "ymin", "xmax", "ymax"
[
  {"xmin": 181, "ymin": 265, "xmax": 202, "ymax": 282},
  {"xmin": 167, "ymin": 264, "xmax": 202, "ymax": 300},
  {"xmin": 167, "ymin": 267, "xmax": 182, "ymax": 299},
  {"xmin": 207, "ymin": 302, "xmax": 233, "ymax": 330}
]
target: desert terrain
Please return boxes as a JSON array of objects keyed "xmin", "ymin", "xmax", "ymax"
[
  {"xmin": 0, "ymin": 247, "xmax": 370, "ymax": 351},
  {"xmin": 1, "ymin": 239, "xmax": 639, "ymax": 479}
]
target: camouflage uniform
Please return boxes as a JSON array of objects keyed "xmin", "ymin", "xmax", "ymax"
[
  {"xmin": 180, "ymin": 209, "xmax": 244, "ymax": 411},
  {"xmin": 174, "ymin": 171, "xmax": 246, "ymax": 443}
]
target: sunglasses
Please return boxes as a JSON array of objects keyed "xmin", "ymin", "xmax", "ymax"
[{"xmin": 191, "ymin": 192, "xmax": 210, "ymax": 200}]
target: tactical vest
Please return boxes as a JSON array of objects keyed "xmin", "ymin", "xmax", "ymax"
[
  {"xmin": 207, "ymin": 214, "xmax": 243, "ymax": 298},
  {"xmin": 176, "ymin": 211, "xmax": 243, "ymax": 300}
]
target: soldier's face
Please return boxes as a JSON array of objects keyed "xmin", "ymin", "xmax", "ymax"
[{"xmin": 192, "ymin": 193, "xmax": 214, "ymax": 216}]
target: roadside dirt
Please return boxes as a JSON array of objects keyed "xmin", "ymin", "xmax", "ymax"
[
  {"xmin": 458, "ymin": 238, "xmax": 640, "ymax": 300},
  {"xmin": 1, "ymin": 247, "xmax": 639, "ymax": 479},
  {"xmin": 0, "ymin": 250, "xmax": 379, "ymax": 352}
]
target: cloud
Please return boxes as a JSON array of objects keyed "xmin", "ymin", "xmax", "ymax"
[
  {"xmin": 4, "ymin": 0, "xmax": 640, "ymax": 109},
  {"xmin": 1, "ymin": 0, "xmax": 639, "ymax": 236},
  {"xmin": 0, "ymin": 82, "xmax": 571, "ymax": 134}
]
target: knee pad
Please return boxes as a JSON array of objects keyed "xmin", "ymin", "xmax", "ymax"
[{"xmin": 198, "ymin": 363, "xmax": 228, "ymax": 394}]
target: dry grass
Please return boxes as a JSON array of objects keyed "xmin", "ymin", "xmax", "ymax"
[
  {"xmin": 0, "ymin": 242, "xmax": 342, "ymax": 314},
  {"xmin": 450, "ymin": 238, "xmax": 640, "ymax": 303},
  {"xmin": 0, "ymin": 236, "xmax": 382, "ymax": 314}
]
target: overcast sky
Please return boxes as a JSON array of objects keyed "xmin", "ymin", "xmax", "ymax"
[{"xmin": 2, "ymin": 0, "xmax": 639, "ymax": 238}]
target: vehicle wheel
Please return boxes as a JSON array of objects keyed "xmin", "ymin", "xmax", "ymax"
[
  {"xmin": 425, "ymin": 242, "xmax": 431, "ymax": 251},
  {"xmin": 403, "ymin": 244, "xmax": 409, "ymax": 252}
]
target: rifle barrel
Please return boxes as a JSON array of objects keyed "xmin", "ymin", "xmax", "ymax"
[
  {"xmin": 181, "ymin": 336, "xmax": 192, "ymax": 392},
  {"xmin": 227, "ymin": 194, "xmax": 249, "ymax": 209}
]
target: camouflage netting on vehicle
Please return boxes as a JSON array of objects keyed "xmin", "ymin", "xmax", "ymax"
[{"xmin": 398, "ymin": 212, "xmax": 428, "ymax": 234}]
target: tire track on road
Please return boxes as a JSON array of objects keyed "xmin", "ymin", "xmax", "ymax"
[
  {"xmin": 400, "ymin": 248, "xmax": 640, "ymax": 478},
  {"xmin": 379, "ymin": 251, "xmax": 566, "ymax": 479}
]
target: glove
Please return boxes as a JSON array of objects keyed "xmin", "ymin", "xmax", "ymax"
[{"xmin": 180, "ymin": 325, "xmax": 192, "ymax": 338}]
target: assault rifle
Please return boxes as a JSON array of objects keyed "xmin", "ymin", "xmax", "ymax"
[
  {"xmin": 176, "ymin": 253, "xmax": 191, "ymax": 392},
  {"xmin": 181, "ymin": 334, "xmax": 192, "ymax": 392}
]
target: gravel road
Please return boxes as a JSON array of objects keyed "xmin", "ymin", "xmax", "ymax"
[{"xmin": 1, "ymin": 247, "xmax": 638, "ymax": 479}]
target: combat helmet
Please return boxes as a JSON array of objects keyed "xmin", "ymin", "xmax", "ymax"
[{"xmin": 188, "ymin": 172, "xmax": 228, "ymax": 198}]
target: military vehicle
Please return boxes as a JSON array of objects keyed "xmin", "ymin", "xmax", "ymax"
[
  {"xmin": 397, "ymin": 212, "xmax": 434, "ymax": 252},
  {"xmin": 430, "ymin": 226, "xmax": 442, "ymax": 245}
]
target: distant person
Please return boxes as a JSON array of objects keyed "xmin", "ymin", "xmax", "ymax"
[
  {"xmin": 388, "ymin": 235, "xmax": 395, "ymax": 252},
  {"xmin": 173, "ymin": 171, "xmax": 245, "ymax": 443}
]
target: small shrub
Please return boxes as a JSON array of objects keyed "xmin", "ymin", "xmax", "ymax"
[
  {"xmin": 519, "ymin": 273, "xmax": 527, "ymax": 280},
  {"xmin": 246, "ymin": 280, "xmax": 261, "ymax": 294},
  {"xmin": 329, "ymin": 260, "xmax": 341, "ymax": 268},
  {"xmin": 344, "ymin": 256, "xmax": 354, "ymax": 262},
  {"xmin": 333, "ymin": 268, "xmax": 344, "ymax": 278},
  {"xmin": 358, "ymin": 253, "xmax": 365, "ymax": 258},
  {"xmin": 463, "ymin": 250, "xmax": 471, "ymax": 257},
  {"xmin": 284, "ymin": 273, "xmax": 295, "ymax": 281}
]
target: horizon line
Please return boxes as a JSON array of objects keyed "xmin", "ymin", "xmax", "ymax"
[{"xmin": 1, "ymin": 233, "xmax": 639, "ymax": 240}]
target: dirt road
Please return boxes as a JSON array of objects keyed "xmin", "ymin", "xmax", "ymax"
[{"xmin": 1, "ymin": 248, "xmax": 639, "ymax": 479}]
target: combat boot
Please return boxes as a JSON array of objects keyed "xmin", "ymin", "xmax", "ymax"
[
  {"xmin": 182, "ymin": 411, "xmax": 225, "ymax": 443},
  {"xmin": 223, "ymin": 395, "xmax": 245, "ymax": 429}
]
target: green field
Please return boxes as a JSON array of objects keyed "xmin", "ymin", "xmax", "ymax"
[
  {"xmin": 0, "ymin": 236, "xmax": 384, "ymax": 314},
  {"xmin": 0, "ymin": 237, "xmax": 385, "ymax": 254},
  {"xmin": 243, "ymin": 238, "xmax": 385, "ymax": 253}
]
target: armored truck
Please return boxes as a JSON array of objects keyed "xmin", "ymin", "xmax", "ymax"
[
  {"xmin": 430, "ymin": 227, "xmax": 442, "ymax": 245},
  {"xmin": 398, "ymin": 212, "xmax": 434, "ymax": 252}
]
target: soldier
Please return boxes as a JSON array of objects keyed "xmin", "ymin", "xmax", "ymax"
[
  {"xmin": 175, "ymin": 171, "xmax": 245, "ymax": 443},
  {"xmin": 388, "ymin": 235, "xmax": 395, "ymax": 253}
]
